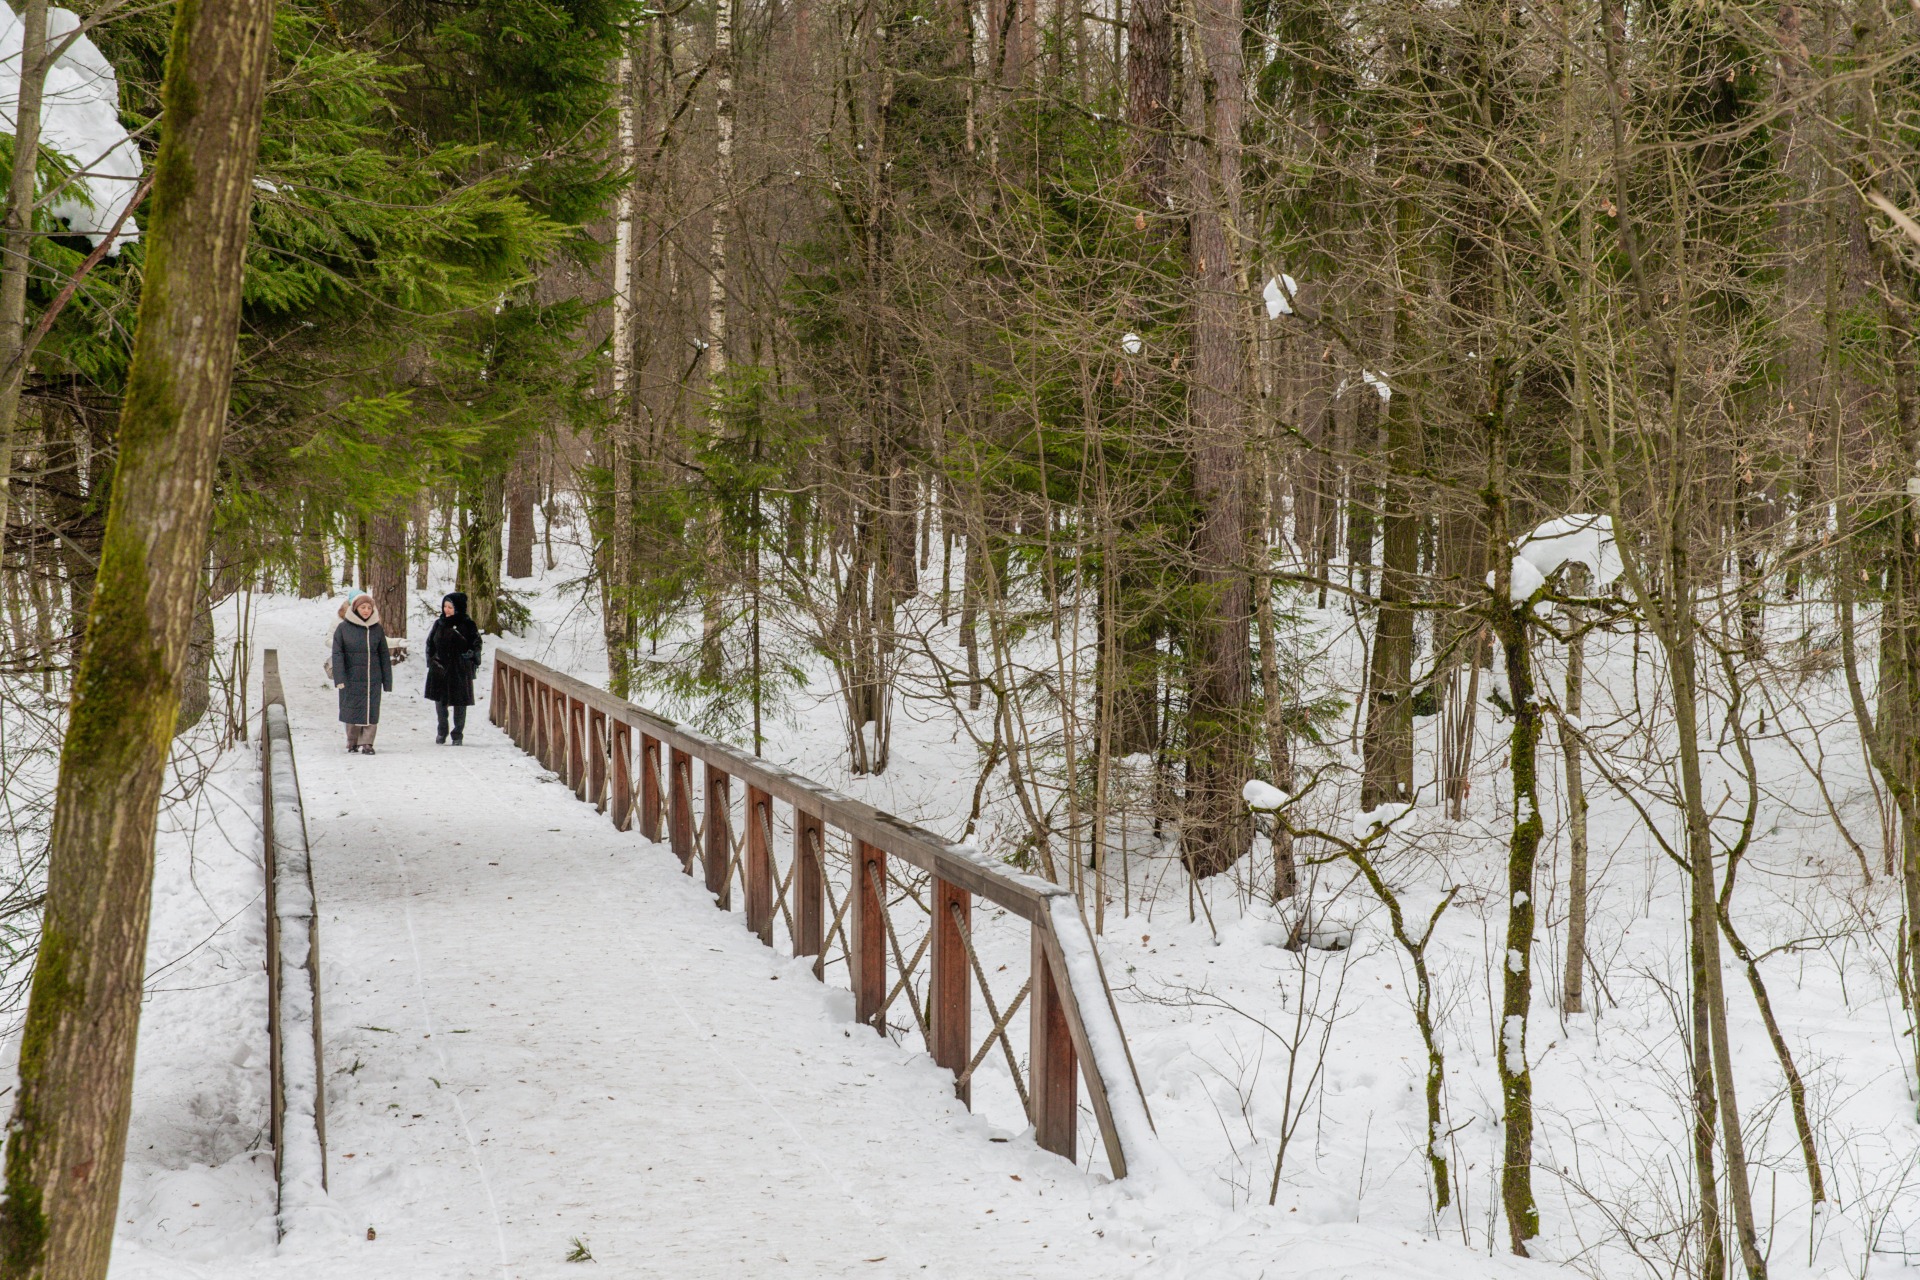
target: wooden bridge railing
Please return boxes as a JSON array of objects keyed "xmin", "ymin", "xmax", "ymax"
[
  {"xmin": 489, "ymin": 650, "xmax": 1158, "ymax": 1178},
  {"xmin": 260, "ymin": 650, "xmax": 328, "ymax": 1233}
]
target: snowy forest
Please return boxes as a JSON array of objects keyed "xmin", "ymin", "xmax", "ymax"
[{"xmin": 1, "ymin": 0, "xmax": 1919, "ymax": 1272}]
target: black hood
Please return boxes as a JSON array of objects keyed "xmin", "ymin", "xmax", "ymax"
[{"xmin": 442, "ymin": 592, "xmax": 469, "ymax": 616}]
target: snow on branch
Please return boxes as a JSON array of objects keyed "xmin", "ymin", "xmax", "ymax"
[{"xmin": 0, "ymin": 4, "xmax": 143, "ymax": 250}]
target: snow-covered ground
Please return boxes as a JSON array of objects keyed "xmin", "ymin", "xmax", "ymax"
[{"xmin": 39, "ymin": 509, "xmax": 1920, "ymax": 1279}]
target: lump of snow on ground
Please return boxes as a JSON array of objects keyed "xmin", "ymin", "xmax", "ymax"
[
  {"xmin": 1121, "ymin": 331, "xmax": 1143, "ymax": 355},
  {"xmin": 1241, "ymin": 778, "xmax": 1289, "ymax": 810},
  {"xmin": 1491, "ymin": 512, "xmax": 1621, "ymax": 602},
  {"xmin": 1263, "ymin": 273, "xmax": 1298, "ymax": 318},
  {"xmin": 0, "ymin": 5, "xmax": 141, "ymax": 249},
  {"xmin": 1349, "ymin": 802, "xmax": 1411, "ymax": 842}
]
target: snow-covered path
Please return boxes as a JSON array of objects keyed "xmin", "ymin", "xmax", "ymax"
[{"xmin": 268, "ymin": 653, "xmax": 1163, "ymax": 1280}]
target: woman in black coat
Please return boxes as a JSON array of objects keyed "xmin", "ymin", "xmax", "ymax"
[
  {"xmin": 332, "ymin": 591, "xmax": 393, "ymax": 753},
  {"xmin": 424, "ymin": 591, "xmax": 482, "ymax": 744}
]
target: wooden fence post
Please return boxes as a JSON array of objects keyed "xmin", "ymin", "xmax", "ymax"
[
  {"xmin": 793, "ymin": 808, "xmax": 823, "ymax": 977},
  {"xmin": 640, "ymin": 734, "xmax": 663, "ymax": 843},
  {"xmin": 669, "ymin": 747, "xmax": 693, "ymax": 873},
  {"xmin": 931, "ymin": 876, "xmax": 971, "ymax": 1104},
  {"xmin": 587, "ymin": 708, "xmax": 608, "ymax": 811},
  {"xmin": 610, "ymin": 721, "xmax": 634, "ymax": 831},
  {"xmin": 704, "ymin": 764, "xmax": 732, "ymax": 906},
  {"xmin": 1029, "ymin": 922, "xmax": 1078, "ymax": 1162},
  {"xmin": 853, "ymin": 841, "xmax": 887, "ymax": 1034},
  {"xmin": 490, "ymin": 662, "xmax": 505, "ymax": 727},
  {"xmin": 533, "ymin": 683, "xmax": 551, "ymax": 766},
  {"xmin": 745, "ymin": 787, "xmax": 773, "ymax": 945},
  {"xmin": 568, "ymin": 699, "xmax": 587, "ymax": 798}
]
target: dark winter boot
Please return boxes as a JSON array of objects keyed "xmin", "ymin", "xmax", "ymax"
[{"xmin": 450, "ymin": 732, "xmax": 463, "ymax": 746}]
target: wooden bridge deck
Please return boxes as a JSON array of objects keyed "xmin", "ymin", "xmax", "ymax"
[{"xmin": 272, "ymin": 654, "xmax": 1161, "ymax": 1279}]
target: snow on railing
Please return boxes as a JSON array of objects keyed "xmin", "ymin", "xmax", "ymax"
[
  {"xmin": 260, "ymin": 650, "xmax": 328, "ymax": 1236},
  {"xmin": 490, "ymin": 650, "xmax": 1179, "ymax": 1187}
]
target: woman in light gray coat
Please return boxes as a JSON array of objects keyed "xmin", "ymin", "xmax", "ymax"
[{"xmin": 332, "ymin": 590, "xmax": 393, "ymax": 753}]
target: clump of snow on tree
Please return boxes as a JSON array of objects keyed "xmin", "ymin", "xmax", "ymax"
[
  {"xmin": 1490, "ymin": 513, "xmax": 1621, "ymax": 602},
  {"xmin": 1241, "ymin": 778, "xmax": 1289, "ymax": 810},
  {"xmin": 0, "ymin": 5, "xmax": 142, "ymax": 249},
  {"xmin": 1350, "ymin": 801, "xmax": 1411, "ymax": 842},
  {"xmin": 1262, "ymin": 273, "xmax": 1298, "ymax": 318}
]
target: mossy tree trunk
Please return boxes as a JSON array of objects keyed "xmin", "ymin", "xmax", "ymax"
[
  {"xmin": 0, "ymin": 0, "xmax": 275, "ymax": 1268},
  {"xmin": 1481, "ymin": 353, "xmax": 1539, "ymax": 1256}
]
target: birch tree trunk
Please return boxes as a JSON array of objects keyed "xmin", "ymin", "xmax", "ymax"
[
  {"xmin": 0, "ymin": 0, "xmax": 275, "ymax": 1266},
  {"xmin": 605, "ymin": 39, "xmax": 639, "ymax": 697},
  {"xmin": 697, "ymin": 0, "xmax": 736, "ymax": 681}
]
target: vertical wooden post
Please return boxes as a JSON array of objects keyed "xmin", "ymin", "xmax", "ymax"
[
  {"xmin": 640, "ymin": 734, "xmax": 663, "ymax": 843},
  {"xmin": 704, "ymin": 764, "xmax": 732, "ymax": 906},
  {"xmin": 533, "ymin": 683, "xmax": 551, "ymax": 766},
  {"xmin": 610, "ymin": 720, "xmax": 634, "ymax": 831},
  {"xmin": 569, "ymin": 700, "xmax": 587, "ymax": 798},
  {"xmin": 793, "ymin": 808, "xmax": 823, "ymax": 976},
  {"xmin": 1029, "ymin": 923, "xmax": 1078, "ymax": 1161},
  {"xmin": 853, "ymin": 841, "xmax": 887, "ymax": 1034},
  {"xmin": 668, "ymin": 747, "xmax": 693, "ymax": 873},
  {"xmin": 587, "ymin": 708, "xmax": 608, "ymax": 810},
  {"xmin": 931, "ymin": 876, "xmax": 971, "ymax": 1104},
  {"xmin": 490, "ymin": 661, "xmax": 505, "ymax": 727},
  {"xmin": 745, "ymin": 786, "xmax": 773, "ymax": 945},
  {"xmin": 508, "ymin": 669, "xmax": 524, "ymax": 745}
]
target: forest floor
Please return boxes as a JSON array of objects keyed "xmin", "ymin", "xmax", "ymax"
[{"xmin": 75, "ymin": 534, "xmax": 1920, "ymax": 1279}]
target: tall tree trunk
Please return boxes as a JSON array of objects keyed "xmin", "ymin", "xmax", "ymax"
[
  {"xmin": 411, "ymin": 493, "xmax": 429, "ymax": 590},
  {"xmin": 1671, "ymin": 627, "xmax": 1767, "ymax": 1279},
  {"xmin": 458, "ymin": 475, "xmax": 504, "ymax": 634},
  {"xmin": 1180, "ymin": 0, "xmax": 1253, "ymax": 879},
  {"xmin": 0, "ymin": 0, "xmax": 275, "ymax": 1267},
  {"xmin": 1361, "ymin": 209, "xmax": 1422, "ymax": 810},
  {"xmin": 0, "ymin": 0, "xmax": 53, "ymax": 548},
  {"xmin": 604, "ymin": 36, "xmax": 640, "ymax": 697},
  {"xmin": 506, "ymin": 453, "xmax": 536, "ymax": 580},
  {"xmin": 298, "ymin": 502, "xmax": 329, "ymax": 597},
  {"xmin": 370, "ymin": 508, "xmax": 408, "ymax": 645},
  {"xmin": 1561, "ymin": 613, "xmax": 1589, "ymax": 1013},
  {"xmin": 1483, "ymin": 355, "xmax": 1540, "ymax": 1256},
  {"xmin": 173, "ymin": 572, "xmax": 215, "ymax": 735}
]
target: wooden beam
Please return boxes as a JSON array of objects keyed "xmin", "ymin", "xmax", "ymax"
[
  {"xmin": 793, "ymin": 807, "xmax": 823, "ymax": 975},
  {"xmin": 704, "ymin": 764, "xmax": 732, "ymax": 907},
  {"xmin": 1028, "ymin": 923, "xmax": 1077, "ymax": 1163},
  {"xmin": 610, "ymin": 720, "xmax": 633, "ymax": 831},
  {"xmin": 640, "ymin": 734, "xmax": 663, "ymax": 843},
  {"xmin": 669, "ymin": 747, "xmax": 694, "ymax": 874},
  {"xmin": 931, "ymin": 876, "xmax": 970, "ymax": 1105},
  {"xmin": 853, "ymin": 841, "xmax": 887, "ymax": 1033},
  {"xmin": 745, "ymin": 786, "xmax": 773, "ymax": 945}
]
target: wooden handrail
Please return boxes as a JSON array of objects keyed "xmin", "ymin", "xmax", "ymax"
[
  {"xmin": 260, "ymin": 650, "xmax": 328, "ymax": 1233},
  {"xmin": 489, "ymin": 650, "xmax": 1157, "ymax": 1180}
]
